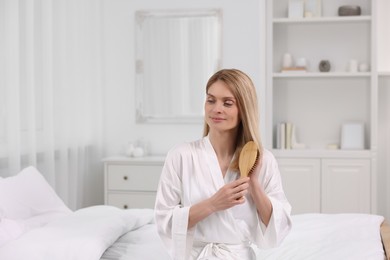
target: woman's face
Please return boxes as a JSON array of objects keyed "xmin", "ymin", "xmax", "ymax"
[{"xmin": 205, "ymin": 80, "xmax": 240, "ymax": 133}]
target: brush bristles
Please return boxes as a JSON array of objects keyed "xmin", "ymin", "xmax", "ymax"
[{"xmin": 247, "ymin": 150, "xmax": 259, "ymax": 176}]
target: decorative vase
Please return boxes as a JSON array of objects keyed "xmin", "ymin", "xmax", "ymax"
[
  {"xmin": 282, "ymin": 53, "xmax": 293, "ymax": 68},
  {"xmin": 319, "ymin": 60, "xmax": 330, "ymax": 72},
  {"xmin": 133, "ymin": 147, "xmax": 144, "ymax": 157}
]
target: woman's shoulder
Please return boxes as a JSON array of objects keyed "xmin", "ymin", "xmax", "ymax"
[
  {"xmin": 162, "ymin": 138, "xmax": 205, "ymax": 175},
  {"xmin": 165, "ymin": 137, "xmax": 205, "ymax": 159},
  {"xmin": 261, "ymin": 148, "xmax": 277, "ymax": 164}
]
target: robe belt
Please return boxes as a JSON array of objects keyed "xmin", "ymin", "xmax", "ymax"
[{"xmin": 194, "ymin": 241, "xmax": 252, "ymax": 260}]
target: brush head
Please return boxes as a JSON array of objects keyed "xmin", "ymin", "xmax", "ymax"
[{"xmin": 239, "ymin": 141, "xmax": 259, "ymax": 178}]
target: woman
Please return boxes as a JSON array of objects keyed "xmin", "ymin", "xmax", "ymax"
[{"xmin": 154, "ymin": 69, "xmax": 292, "ymax": 260}]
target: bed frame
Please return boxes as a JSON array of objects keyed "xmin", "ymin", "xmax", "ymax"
[{"xmin": 381, "ymin": 220, "xmax": 390, "ymax": 260}]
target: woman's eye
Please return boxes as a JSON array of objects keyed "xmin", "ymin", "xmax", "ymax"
[
  {"xmin": 206, "ymin": 99, "xmax": 215, "ymax": 104},
  {"xmin": 224, "ymin": 101, "xmax": 233, "ymax": 107}
]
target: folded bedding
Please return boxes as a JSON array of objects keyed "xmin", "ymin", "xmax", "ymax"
[{"xmin": 0, "ymin": 206, "xmax": 154, "ymax": 260}]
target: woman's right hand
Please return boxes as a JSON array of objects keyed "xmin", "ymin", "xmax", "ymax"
[
  {"xmin": 188, "ymin": 177, "xmax": 250, "ymax": 228},
  {"xmin": 208, "ymin": 177, "xmax": 250, "ymax": 212}
]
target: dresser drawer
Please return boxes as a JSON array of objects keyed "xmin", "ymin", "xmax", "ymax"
[
  {"xmin": 106, "ymin": 164, "xmax": 161, "ymax": 191},
  {"xmin": 107, "ymin": 192, "xmax": 156, "ymax": 209}
]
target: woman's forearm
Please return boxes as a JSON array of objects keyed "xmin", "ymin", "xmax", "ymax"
[
  {"xmin": 188, "ymin": 199, "xmax": 215, "ymax": 229},
  {"xmin": 250, "ymin": 179, "xmax": 273, "ymax": 226}
]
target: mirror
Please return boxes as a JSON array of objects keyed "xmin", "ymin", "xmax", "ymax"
[{"xmin": 135, "ymin": 9, "xmax": 222, "ymax": 123}]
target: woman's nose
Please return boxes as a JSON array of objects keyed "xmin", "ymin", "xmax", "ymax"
[{"xmin": 211, "ymin": 102, "xmax": 223, "ymax": 113}]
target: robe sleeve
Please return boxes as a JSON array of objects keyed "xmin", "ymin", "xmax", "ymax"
[
  {"xmin": 252, "ymin": 150, "xmax": 292, "ymax": 249},
  {"xmin": 154, "ymin": 146, "xmax": 195, "ymax": 260}
]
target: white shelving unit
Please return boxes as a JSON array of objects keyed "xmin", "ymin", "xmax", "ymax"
[{"xmin": 265, "ymin": 0, "xmax": 377, "ymax": 215}]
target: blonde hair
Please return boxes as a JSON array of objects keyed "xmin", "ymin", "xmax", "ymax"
[{"xmin": 202, "ymin": 69, "xmax": 263, "ymax": 171}]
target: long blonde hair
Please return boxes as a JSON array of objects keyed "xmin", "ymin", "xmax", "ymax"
[{"xmin": 203, "ymin": 69, "xmax": 263, "ymax": 171}]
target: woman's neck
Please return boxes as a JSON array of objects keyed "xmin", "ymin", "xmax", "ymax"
[{"xmin": 208, "ymin": 130, "xmax": 236, "ymax": 159}]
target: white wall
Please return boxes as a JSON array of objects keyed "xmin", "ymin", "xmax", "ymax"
[
  {"xmin": 101, "ymin": 0, "xmax": 264, "ymax": 157},
  {"xmin": 377, "ymin": 0, "xmax": 390, "ymax": 71},
  {"xmin": 377, "ymin": 0, "xmax": 390, "ymax": 220},
  {"xmin": 378, "ymin": 77, "xmax": 390, "ymax": 219}
]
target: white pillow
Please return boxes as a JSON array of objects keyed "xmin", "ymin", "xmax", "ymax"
[
  {"xmin": 0, "ymin": 166, "xmax": 72, "ymax": 220},
  {"xmin": 0, "ymin": 218, "xmax": 24, "ymax": 247}
]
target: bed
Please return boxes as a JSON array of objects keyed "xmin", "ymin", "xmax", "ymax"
[{"xmin": 1, "ymin": 166, "xmax": 389, "ymax": 260}]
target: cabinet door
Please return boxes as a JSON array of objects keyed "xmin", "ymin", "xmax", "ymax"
[
  {"xmin": 321, "ymin": 159, "xmax": 370, "ymax": 214},
  {"xmin": 277, "ymin": 158, "xmax": 321, "ymax": 214}
]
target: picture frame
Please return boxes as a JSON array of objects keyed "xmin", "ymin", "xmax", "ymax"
[
  {"xmin": 288, "ymin": 0, "xmax": 304, "ymax": 19},
  {"xmin": 341, "ymin": 123, "xmax": 365, "ymax": 150}
]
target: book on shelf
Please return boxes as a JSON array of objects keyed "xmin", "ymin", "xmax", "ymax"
[
  {"xmin": 286, "ymin": 123, "xmax": 292, "ymax": 149},
  {"xmin": 281, "ymin": 67, "xmax": 307, "ymax": 73},
  {"xmin": 276, "ymin": 122, "xmax": 306, "ymax": 150},
  {"xmin": 277, "ymin": 123, "xmax": 286, "ymax": 149}
]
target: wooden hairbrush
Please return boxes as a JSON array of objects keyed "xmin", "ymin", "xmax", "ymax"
[{"xmin": 239, "ymin": 141, "xmax": 259, "ymax": 178}]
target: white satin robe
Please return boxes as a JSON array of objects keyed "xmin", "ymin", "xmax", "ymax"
[{"xmin": 154, "ymin": 136, "xmax": 292, "ymax": 260}]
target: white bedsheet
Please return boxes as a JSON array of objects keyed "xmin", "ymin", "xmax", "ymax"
[
  {"xmin": 0, "ymin": 206, "xmax": 154, "ymax": 260},
  {"xmin": 256, "ymin": 213, "xmax": 386, "ymax": 260},
  {"xmin": 100, "ymin": 212, "xmax": 387, "ymax": 260},
  {"xmin": 101, "ymin": 222, "xmax": 170, "ymax": 260}
]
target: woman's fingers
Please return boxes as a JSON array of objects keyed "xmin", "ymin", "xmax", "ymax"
[
  {"xmin": 230, "ymin": 177, "xmax": 250, "ymax": 202},
  {"xmin": 210, "ymin": 177, "xmax": 251, "ymax": 211},
  {"xmin": 231, "ymin": 177, "xmax": 250, "ymax": 187}
]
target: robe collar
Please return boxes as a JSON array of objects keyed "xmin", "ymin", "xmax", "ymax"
[{"xmin": 203, "ymin": 135, "xmax": 236, "ymax": 189}]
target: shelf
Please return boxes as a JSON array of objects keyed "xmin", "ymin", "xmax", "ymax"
[
  {"xmin": 272, "ymin": 149, "xmax": 372, "ymax": 159},
  {"xmin": 273, "ymin": 72, "xmax": 371, "ymax": 78},
  {"xmin": 273, "ymin": 16, "xmax": 371, "ymax": 24},
  {"xmin": 379, "ymin": 71, "xmax": 390, "ymax": 77}
]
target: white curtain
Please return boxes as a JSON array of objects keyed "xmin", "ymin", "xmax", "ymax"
[{"xmin": 0, "ymin": 0, "xmax": 103, "ymax": 210}]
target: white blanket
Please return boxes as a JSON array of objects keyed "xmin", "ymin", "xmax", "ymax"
[
  {"xmin": 0, "ymin": 206, "xmax": 154, "ymax": 260},
  {"xmin": 256, "ymin": 213, "xmax": 385, "ymax": 260}
]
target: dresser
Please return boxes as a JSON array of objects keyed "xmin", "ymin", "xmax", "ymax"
[{"xmin": 103, "ymin": 156, "xmax": 165, "ymax": 209}]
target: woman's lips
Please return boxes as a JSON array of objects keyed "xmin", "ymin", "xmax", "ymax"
[{"xmin": 211, "ymin": 117, "xmax": 225, "ymax": 122}]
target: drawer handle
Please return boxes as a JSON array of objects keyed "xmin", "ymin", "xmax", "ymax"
[
  {"xmin": 123, "ymin": 175, "xmax": 128, "ymax": 181},
  {"xmin": 123, "ymin": 204, "xmax": 128, "ymax": 209}
]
